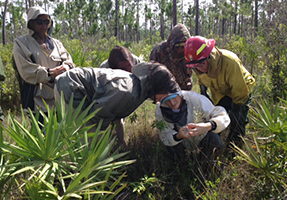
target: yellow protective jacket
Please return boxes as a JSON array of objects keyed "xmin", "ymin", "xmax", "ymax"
[{"xmin": 195, "ymin": 47, "xmax": 256, "ymax": 105}]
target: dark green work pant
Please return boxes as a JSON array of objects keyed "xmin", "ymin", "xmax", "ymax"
[{"xmin": 216, "ymin": 95, "xmax": 252, "ymax": 148}]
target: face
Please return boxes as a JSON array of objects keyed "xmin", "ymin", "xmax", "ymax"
[
  {"xmin": 117, "ymin": 60, "xmax": 133, "ymax": 72},
  {"xmin": 164, "ymin": 95, "xmax": 183, "ymax": 110},
  {"xmin": 172, "ymin": 42, "xmax": 185, "ymax": 59},
  {"xmin": 192, "ymin": 60, "xmax": 209, "ymax": 73},
  {"xmin": 31, "ymin": 15, "xmax": 51, "ymax": 35},
  {"xmin": 154, "ymin": 94, "xmax": 182, "ymax": 110}
]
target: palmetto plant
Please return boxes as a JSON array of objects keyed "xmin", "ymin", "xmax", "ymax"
[
  {"xmin": 250, "ymin": 98, "xmax": 287, "ymax": 141},
  {"xmin": 0, "ymin": 94, "xmax": 135, "ymax": 199},
  {"xmin": 232, "ymin": 98, "xmax": 287, "ymax": 197}
]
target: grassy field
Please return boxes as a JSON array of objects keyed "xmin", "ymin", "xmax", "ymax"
[{"xmin": 118, "ymin": 99, "xmax": 287, "ymax": 199}]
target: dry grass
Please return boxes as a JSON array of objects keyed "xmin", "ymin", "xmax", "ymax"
[
  {"xmin": 118, "ymin": 102, "xmax": 275, "ymax": 199},
  {"xmin": 2, "ymin": 101, "xmax": 283, "ymax": 199}
]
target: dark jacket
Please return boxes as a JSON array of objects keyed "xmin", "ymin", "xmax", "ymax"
[
  {"xmin": 150, "ymin": 23, "xmax": 192, "ymax": 90},
  {"xmin": 55, "ymin": 62, "xmax": 180, "ymax": 130}
]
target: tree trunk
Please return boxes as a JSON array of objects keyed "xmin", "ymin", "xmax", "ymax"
[
  {"xmin": 150, "ymin": 20, "xmax": 152, "ymax": 44},
  {"xmin": 173, "ymin": 0, "xmax": 177, "ymax": 26},
  {"xmin": 114, "ymin": 0, "xmax": 118, "ymax": 38},
  {"xmin": 160, "ymin": 15, "xmax": 164, "ymax": 40},
  {"xmin": 44, "ymin": 0, "xmax": 47, "ymax": 10},
  {"xmin": 195, "ymin": 0, "xmax": 199, "ymax": 35},
  {"xmin": 239, "ymin": 14, "xmax": 243, "ymax": 37},
  {"xmin": 222, "ymin": 13, "xmax": 225, "ymax": 36},
  {"xmin": 28, "ymin": 0, "xmax": 34, "ymax": 7},
  {"xmin": 2, "ymin": 0, "xmax": 9, "ymax": 45},
  {"xmin": 254, "ymin": 0, "xmax": 258, "ymax": 36},
  {"xmin": 234, "ymin": 1, "xmax": 237, "ymax": 35},
  {"xmin": 144, "ymin": 4, "xmax": 148, "ymax": 38},
  {"xmin": 136, "ymin": 0, "xmax": 140, "ymax": 42},
  {"xmin": 159, "ymin": 0, "xmax": 165, "ymax": 40}
]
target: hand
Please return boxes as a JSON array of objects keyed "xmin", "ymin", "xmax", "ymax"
[
  {"xmin": 62, "ymin": 64, "xmax": 71, "ymax": 71},
  {"xmin": 186, "ymin": 77, "xmax": 193, "ymax": 89},
  {"xmin": 177, "ymin": 122, "xmax": 212, "ymax": 139},
  {"xmin": 49, "ymin": 64, "xmax": 70, "ymax": 78}
]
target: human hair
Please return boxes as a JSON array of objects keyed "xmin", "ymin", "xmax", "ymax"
[
  {"xmin": 108, "ymin": 46, "xmax": 135, "ymax": 70},
  {"xmin": 148, "ymin": 61, "xmax": 180, "ymax": 97}
]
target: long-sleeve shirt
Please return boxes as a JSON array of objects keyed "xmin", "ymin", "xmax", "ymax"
[{"xmin": 155, "ymin": 91, "xmax": 230, "ymax": 149}]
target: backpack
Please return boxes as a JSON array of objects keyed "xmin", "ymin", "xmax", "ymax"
[{"xmin": 12, "ymin": 55, "xmax": 36, "ymax": 110}]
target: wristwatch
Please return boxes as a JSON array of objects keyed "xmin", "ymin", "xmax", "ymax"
[
  {"xmin": 173, "ymin": 132, "xmax": 182, "ymax": 141},
  {"xmin": 209, "ymin": 120, "xmax": 217, "ymax": 131}
]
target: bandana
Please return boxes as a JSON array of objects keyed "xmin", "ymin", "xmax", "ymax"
[{"xmin": 160, "ymin": 99, "xmax": 187, "ymax": 126}]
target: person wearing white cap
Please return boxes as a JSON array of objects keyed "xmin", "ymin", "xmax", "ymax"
[{"xmin": 13, "ymin": 6, "xmax": 75, "ymax": 126}]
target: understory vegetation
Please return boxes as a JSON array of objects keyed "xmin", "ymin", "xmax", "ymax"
[{"xmin": 0, "ymin": 36, "xmax": 287, "ymax": 199}]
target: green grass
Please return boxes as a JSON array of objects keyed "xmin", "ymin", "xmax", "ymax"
[
  {"xmin": 1, "ymin": 95, "xmax": 287, "ymax": 199},
  {"xmin": 116, "ymin": 98, "xmax": 287, "ymax": 199},
  {"xmin": 1, "ymin": 37, "xmax": 287, "ymax": 199}
]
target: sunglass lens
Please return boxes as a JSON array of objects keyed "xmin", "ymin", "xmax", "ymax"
[
  {"xmin": 36, "ymin": 20, "xmax": 42, "ymax": 25},
  {"xmin": 36, "ymin": 19, "xmax": 50, "ymax": 25}
]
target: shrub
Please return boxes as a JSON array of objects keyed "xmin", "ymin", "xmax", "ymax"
[{"xmin": 0, "ymin": 95, "xmax": 134, "ymax": 199}]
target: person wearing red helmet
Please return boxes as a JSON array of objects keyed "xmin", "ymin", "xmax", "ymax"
[{"xmin": 184, "ymin": 36, "xmax": 256, "ymax": 150}]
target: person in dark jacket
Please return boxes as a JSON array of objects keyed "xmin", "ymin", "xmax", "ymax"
[
  {"xmin": 54, "ymin": 62, "xmax": 180, "ymax": 140},
  {"xmin": 150, "ymin": 23, "xmax": 193, "ymax": 90}
]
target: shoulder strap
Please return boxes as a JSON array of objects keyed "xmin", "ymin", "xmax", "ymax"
[{"xmin": 12, "ymin": 55, "xmax": 36, "ymax": 109}]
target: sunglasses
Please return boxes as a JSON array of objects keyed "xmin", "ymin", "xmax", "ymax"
[
  {"xmin": 186, "ymin": 59, "xmax": 207, "ymax": 68},
  {"xmin": 35, "ymin": 19, "xmax": 51, "ymax": 25}
]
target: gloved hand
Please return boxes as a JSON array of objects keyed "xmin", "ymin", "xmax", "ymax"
[{"xmin": 200, "ymin": 84, "xmax": 212, "ymax": 102}]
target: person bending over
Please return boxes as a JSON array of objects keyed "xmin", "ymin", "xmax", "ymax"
[
  {"xmin": 184, "ymin": 36, "xmax": 255, "ymax": 149},
  {"xmin": 99, "ymin": 45, "xmax": 142, "ymax": 148},
  {"xmin": 155, "ymin": 90, "xmax": 230, "ymax": 176},
  {"xmin": 54, "ymin": 62, "xmax": 180, "ymax": 146}
]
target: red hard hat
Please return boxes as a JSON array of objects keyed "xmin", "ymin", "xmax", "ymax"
[{"xmin": 184, "ymin": 36, "xmax": 215, "ymax": 68}]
